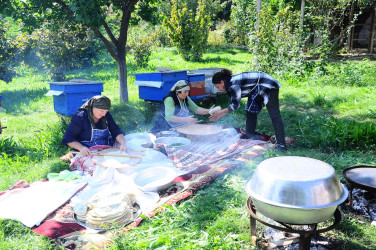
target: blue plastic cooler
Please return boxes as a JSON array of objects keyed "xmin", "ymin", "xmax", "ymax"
[
  {"xmin": 134, "ymin": 71, "xmax": 187, "ymax": 101},
  {"xmin": 46, "ymin": 80, "xmax": 104, "ymax": 116}
]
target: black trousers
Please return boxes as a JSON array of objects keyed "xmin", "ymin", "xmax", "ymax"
[{"xmin": 246, "ymin": 89, "xmax": 286, "ymax": 146}]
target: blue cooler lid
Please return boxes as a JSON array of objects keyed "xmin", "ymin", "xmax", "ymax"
[{"xmin": 49, "ymin": 79, "xmax": 104, "ymax": 85}]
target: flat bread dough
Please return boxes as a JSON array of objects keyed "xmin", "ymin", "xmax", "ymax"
[
  {"xmin": 175, "ymin": 124, "xmax": 222, "ymax": 136},
  {"xmin": 96, "ymin": 150, "xmax": 142, "ymax": 168},
  {"xmin": 75, "ymin": 191, "xmax": 136, "ymax": 228}
]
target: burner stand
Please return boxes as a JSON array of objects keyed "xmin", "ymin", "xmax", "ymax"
[{"xmin": 246, "ymin": 197, "xmax": 341, "ymax": 250}]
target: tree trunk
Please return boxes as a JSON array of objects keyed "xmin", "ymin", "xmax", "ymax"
[
  {"xmin": 117, "ymin": 55, "xmax": 128, "ymax": 103},
  {"xmin": 253, "ymin": 0, "xmax": 262, "ymax": 69},
  {"xmin": 256, "ymin": 0, "xmax": 262, "ymax": 31},
  {"xmin": 368, "ymin": 7, "xmax": 376, "ymax": 54},
  {"xmin": 348, "ymin": 1, "xmax": 355, "ymax": 51},
  {"xmin": 300, "ymin": 0, "xmax": 305, "ymax": 29}
]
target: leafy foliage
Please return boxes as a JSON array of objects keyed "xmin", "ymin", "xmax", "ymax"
[
  {"xmin": 128, "ymin": 24, "xmax": 156, "ymax": 67},
  {"xmin": 250, "ymin": 6, "xmax": 305, "ymax": 75},
  {"xmin": 31, "ymin": 24, "xmax": 101, "ymax": 81},
  {"xmin": 2, "ymin": 0, "xmax": 144, "ymax": 102},
  {"xmin": 0, "ymin": 16, "xmax": 22, "ymax": 83},
  {"xmin": 223, "ymin": 0, "xmax": 255, "ymax": 46},
  {"xmin": 164, "ymin": 0, "xmax": 220, "ymax": 61}
]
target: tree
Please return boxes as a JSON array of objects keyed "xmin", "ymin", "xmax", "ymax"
[
  {"xmin": 1, "ymin": 0, "xmax": 145, "ymax": 103},
  {"xmin": 0, "ymin": 19, "xmax": 17, "ymax": 83},
  {"xmin": 165, "ymin": 0, "xmax": 221, "ymax": 61}
]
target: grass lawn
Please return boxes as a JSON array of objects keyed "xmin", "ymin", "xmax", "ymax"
[{"xmin": 1, "ymin": 47, "xmax": 376, "ymax": 249}]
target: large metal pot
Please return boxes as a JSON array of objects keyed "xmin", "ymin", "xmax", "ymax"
[{"xmin": 245, "ymin": 156, "xmax": 348, "ymax": 224}]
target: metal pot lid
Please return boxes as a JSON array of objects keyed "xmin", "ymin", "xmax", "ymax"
[{"xmin": 343, "ymin": 165, "xmax": 376, "ymax": 192}]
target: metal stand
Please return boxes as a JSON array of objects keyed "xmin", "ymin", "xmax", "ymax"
[{"xmin": 246, "ymin": 197, "xmax": 342, "ymax": 250}]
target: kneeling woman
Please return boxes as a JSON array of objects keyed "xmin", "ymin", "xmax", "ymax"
[
  {"xmin": 62, "ymin": 95, "xmax": 126, "ymax": 156},
  {"xmin": 150, "ymin": 80, "xmax": 214, "ymax": 134}
]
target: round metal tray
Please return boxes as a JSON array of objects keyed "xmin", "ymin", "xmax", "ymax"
[{"xmin": 343, "ymin": 165, "xmax": 376, "ymax": 192}]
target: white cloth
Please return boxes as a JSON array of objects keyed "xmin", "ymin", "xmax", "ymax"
[
  {"xmin": 0, "ymin": 180, "xmax": 86, "ymax": 227},
  {"xmin": 71, "ymin": 164, "xmax": 162, "ymax": 220}
]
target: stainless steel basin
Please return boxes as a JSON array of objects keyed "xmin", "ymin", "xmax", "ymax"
[{"xmin": 245, "ymin": 156, "xmax": 348, "ymax": 224}]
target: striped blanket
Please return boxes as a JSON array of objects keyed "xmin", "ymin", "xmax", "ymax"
[{"xmin": 165, "ymin": 134, "xmax": 264, "ymax": 171}]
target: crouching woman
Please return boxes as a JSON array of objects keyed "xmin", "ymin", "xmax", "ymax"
[{"xmin": 62, "ymin": 96, "xmax": 126, "ymax": 173}]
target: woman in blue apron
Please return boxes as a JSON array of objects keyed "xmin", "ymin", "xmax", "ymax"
[
  {"xmin": 150, "ymin": 80, "xmax": 215, "ymax": 134},
  {"xmin": 62, "ymin": 96, "xmax": 126, "ymax": 156}
]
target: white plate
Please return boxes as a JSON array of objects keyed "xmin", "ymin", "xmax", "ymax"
[
  {"xmin": 125, "ymin": 132, "xmax": 156, "ymax": 143},
  {"xmin": 154, "ymin": 137, "xmax": 191, "ymax": 147},
  {"xmin": 133, "ymin": 166, "xmax": 177, "ymax": 192}
]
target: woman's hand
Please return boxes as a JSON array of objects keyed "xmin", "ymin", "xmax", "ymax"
[
  {"xmin": 209, "ymin": 108, "xmax": 229, "ymax": 121},
  {"xmin": 67, "ymin": 141, "xmax": 91, "ymax": 156},
  {"xmin": 79, "ymin": 146, "xmax": 91, "ymax": 156},
  {"xmin": 208, "ymin": 105, "xmax": 221, "ymax": 115},
  {"xmin": 119, "ymin": 143, "xmax": 127, "ymax": 152},
  {"xmin": 116, "ymin": 134, "xmax": 127, "ymax": 151},
  {"xmin": 185, "ymin": 115, "xmax": 198, "ymax": 124}
]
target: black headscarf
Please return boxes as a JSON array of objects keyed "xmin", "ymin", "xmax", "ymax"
[{"xmin": 79, "ymin": 95, "xmax": 111, "ymax": 129}]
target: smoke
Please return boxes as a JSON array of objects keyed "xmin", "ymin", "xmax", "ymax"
[{"xmin": 211, "ymin": 111, "xmax": 244, "ymax": 129}]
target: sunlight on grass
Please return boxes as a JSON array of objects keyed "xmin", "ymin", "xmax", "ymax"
[{"xmin": 1, "ymin": 48, "xmax": 376, "ymax": 249}]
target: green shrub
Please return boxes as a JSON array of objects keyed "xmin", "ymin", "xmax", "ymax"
[
  {"xmin": 131, "ymin": 36, "xmax": 153, "ymax": 68},
  {"xmin": 207, "ymin": 29, "xmax": 224, "ymax": 48},
  {"xmin": 164, "ymin": 0, "xmax": 220, "ymax": 61},
  {"xmin": 222, "ymin": 22, "xmax": 235, "ymax": 45},
  {"xmin": 128, "ymin": 24, "xmax": 156, "ymax": 68},
  {"xmin": 225, "ymin": 0, "xmax": 254, "ymax": 46},
  {"xmin": 32, "ymin": 24, "xmax": 101, "ymax": 81},
  {"xmin": 250, "ymin": 6, "xmax": 305, "ymax": 75},
  {"xmin": 0, "ymin": 17, "xmax": 23, "ymax": 83},
  {"xmin": 153, "ymin": 25, "xmax": 172, "ymax": 47}
]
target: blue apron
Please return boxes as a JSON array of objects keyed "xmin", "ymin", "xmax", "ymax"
[
  {"xmin": 81, "ymin": 127, "xmax": 111, "ymax": 147},
  {"xmin": 167, "ymin": 107, "xmax": 190, "ymax": 128},
  {"xmin": 150, "ymin": 98, "xmax": 191, "ymax": 133}
]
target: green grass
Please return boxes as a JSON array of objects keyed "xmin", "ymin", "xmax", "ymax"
[{"xmin": 1, "ymin": 47, "xmax": 376, "ymax": 249}]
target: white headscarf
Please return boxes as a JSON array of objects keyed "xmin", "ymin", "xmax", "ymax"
[{"xmin": 170, "ymin": 80, "xmax": 190, "ymax": 92}]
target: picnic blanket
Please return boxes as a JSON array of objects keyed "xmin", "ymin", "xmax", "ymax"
[
  {"xmin": 1, "ymin": 133, "xmax": 276, "ymax": 249},
  {"xmin": 0, "ymin": 180, "xmax": 87, "ymax": 228},
  {"xmin": 165, "ymin": 133, "xmax": 262, "ymax": 171},
  {"xmin": 56, "ymin": 144, "xmax": 273, "ymax": 249}
]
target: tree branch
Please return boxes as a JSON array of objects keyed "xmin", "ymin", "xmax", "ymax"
[
  {"xmin": 53, "ymin": 0, "xmax": 118, "ymax": 61},
  {"xmin": 118, "ymin": 0, "xmax": 138, "ymax": 47},
  {"xmin": 92, "ymin": 28, "xmax": 119, "ymax": 61},
  {"xmin": 102, "ymin": 20, "xmax": 118, "ymax": 46},
  {"xmin": 53, "ymin": 0, "xmax": 75, "ymax": 16}
]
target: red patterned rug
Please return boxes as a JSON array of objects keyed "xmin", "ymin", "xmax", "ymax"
[{"xmin": 53, "ymin": 143, "xmax": 270, "ymax": 249}]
